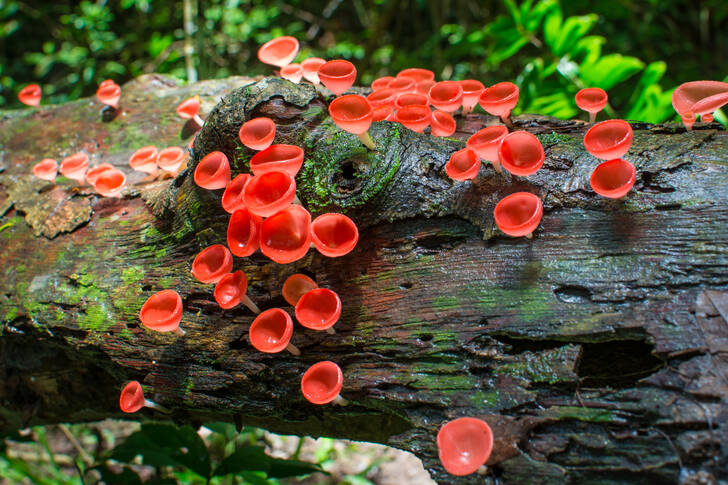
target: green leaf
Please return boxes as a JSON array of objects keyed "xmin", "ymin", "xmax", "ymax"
[
  {"xmin": 579, "ymin": 54, "xmax": 645, "ymax": 90},
  {"xmin": 212, "ymin": 445, "xmax": 323, "ymax": 479},
  {"xmin": 91, "ymin": 464, "xmax": 143, "ymax": 485},
  {"xmin": 551, "ymin": 14, "xmax": 597, "ymax": 56},
  {"xmin": 267, "ymin": 457, "xmax": 324, "ymax": 478},
  {"xmin": 542, "ymin": 5, "xmax": 562, "ymax": 51}
]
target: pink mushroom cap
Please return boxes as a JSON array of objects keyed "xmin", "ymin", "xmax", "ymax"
[
  {"xmin": 498, "ymin": 131, "xmax": 545, "ymax": 176},
  {"xmin": 257, "ymin": 36, "xmax": 300, "ymax": 68}
]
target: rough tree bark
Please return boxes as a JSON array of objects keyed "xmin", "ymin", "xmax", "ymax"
[{"xmin": 0, "ymin": 74, "xmax": 726, "ymax": 484}]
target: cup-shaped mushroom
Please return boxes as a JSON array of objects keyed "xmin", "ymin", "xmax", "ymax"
[
  {"xmin": 280, "ymin": 63, "xmax": 303, "ymax": 84},
  {"xmin": 242, "ymin": 170, "xmax": 296, "ymax": 217},
  {"xmin": 329, "ymin": 95, "xmax": 376, "ymax": 150},
  {"xmin": 367, "ymin": 88, "xmax": 398, "ymax": 108},
  {"xmin": 59, "ymin": 152, "xmax": 89, "ymax": 184},
  {"xmin": 671, "ymin": 81, "xmax": 728, "ymax": 122},
  {"xmin": 494, "ymin": 192, "xmax": 543, "ymax": 238},
  {"xmin": 194, "ymin": 151, "xmax": 231, "ymax": 190},
  {"xmin": 119, "ymin": 381, "xmax": 146, "ymax": 413},
  {"xmin": 429, "ymin": 81, "xmax": 463, "ymax": 113},
  {"xmin": 95, "ymin": 168, "xmax": 127, "ymax": 198},
  {"xmin": 590, "ymin": 158, "xmax": 636, "ymax": 199},
  {"xmin": 295, "ymin": 288, "xmax": 342, "ymax": 331},
  {"xmin": 467, "ymin": 126, "xmax": 509, "ymax": 171},
  {"xmin": 249, "ymin": 144, "xmax": 304, "ymax": 178},
  {"xmin": 86, "ymin": 163, "xmax": 114, "ymax": 186},
  {"xmin": 129, "ymin": 146, "xmax": 159, "ymax": 174},
  {"xmin": 437, "ymin": 417, "xmax": 493, "ymax": 476},
  {"xmin": 139, "ymin": 289, "xmax": 184, "ymax": 335},
  {"xmin": 387, "ymin": 77, "xmax": 416, "ymax": 94},
  {"xmin": 583, "ymin": 120, "xmax": 633, "ymax": 160},
  {"xmin": 431, "ymin": 111, "xmax": 456, "ymax": 137},
  {"xmin": 394, "ymin": 93, "xmax": 430, "ymax": 110},
  {"xmin": 157, "ymin": 146, "xmax": 187, "ymax": 175},
  {"xmin": 99, "ymin": 79, "xmax": 115, "ymax": 90},
  {"xmin": 318, "ymin": 60, "xmax": 357, "ymax": 96},
  {"xmin": 301, "ymin": 361, "xmax": 345, "ymax": 405},
  {"xmin": 445, "ymin": 148, "xmax": 481, "ymax": 181},
  {"xmin": 372, "ymin": 105, "xmax": 395, "ymax": 122},
  {"xmin": 222, "ymin": 174, "xmax": 252, "ymax": 214},
  {"xmin": 282, "ymin": 274, "xmax": 318, "ymax": 306},
  {"xmin": 575, "ymin": 88, "xmax": 608, "ymax": 123},
  {"xmin": 214, "ymin": 270, "xmax": 259, "ymax": 313},
  {"xmin": 498, "ymin": 131, "xmax": 544, "ymax": 176},
  {"xmin": 176, "ymin": 96, "xmax": 204, "ymax": 128},
  {"xmin": 479, "ymin": 82, "xmax": 519, "ymax": 122},
  {"xmin": 460, "ymin": 80, "xmax": 485, "ymax": 114},
  {"xmin": 395, "ymin": 105, "xmax": 432, "ymax": 133},
  {"xmin": 33, "ymin": 159, "xmax": 58, "ymax": 181},
  {"xmin": 311, "ymin": 213, "xmax": 359, "ymax": 257},
  {"xmin": 97, "ymin": 81, "xmax": 121, "ymax": 109},
  {"xmin": 416, "ymin": 79, "xmax": 436, "ymax": 96},
  {"xmin": 259, "ymin": 205, "xmax": 312, "ymax": 264},
  {"xmin": 301, "ymin": 57, "xmax": 326, "ymax": 85},
  {"xmin": 257, "ymin": 36, "xmax": 299, "ymax": 68},
  {"xmin": 371, "ymin": 76, "xmax": 395, "ymax": 91},
  {"xmin": 239, "ymin": 117, "xmax": 276, "ymax": 151},
  {"xmin": 397, "ymin": 68, "xmax": 435, "ymax": 84},
  {"xmin": 227, "ymin": 208, "xmax": 262, "ymax": 257},
  {"xmin": 18, "ymin": 84, "xmax": 41, "ymax": 107},
  {"xmin": 249, "ymin": 308, "xmax": 299, "ymax": 355},
  {"xmin": 690, "ymin": 91, "xmax": 728, "ymax": 117},
  {"xmin": 191, "ymin": 244, "xmax": 233, "ymax": 284}
]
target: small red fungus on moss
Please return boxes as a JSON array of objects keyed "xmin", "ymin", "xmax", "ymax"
[
  {"xmin": 429, "ymin": 81, "xmax": 463, "ymax": 113},
  {"xmin": 301, "ymin": 57, "xmax": 326, "ymax": 85},
  {"xmin": 459, "ymin": 80, "xmax": 485, "ymax": 115},
  {"xmin": 372, "ymin": 105, "xmax": 395, "ymax": 122},
  {"xmin": 318, "ymin": 60, "xmax": 357, "ymax": 96},
  {"xmin": 295, "ymin": 288, "xmax": 342, "ymax": 333},
  {"xmin": 394, "ymin": 93, "xmax": 430, "ymax": 110},
  {"xmin": 259, "ymin": 205, "xmax": 312, "ymax": 264},
  {"xmin": 437, "ymin": 417, "xmax": 493, "ymax": 476},
  {"xmin": 301, "ymin": 361, "xmax": 346, "ymax": 405},
  {"xmin": 371, "ymin": 76, "xmax": 395, "ymax": 91},
  {"xmin": 387, "ymin": 77, "xmax": 416, "ymax": 94},
  {"xmin": 18, "ymin": 84, "xmax": 41, "ymax": 107},
  {"xmin": 397, "ymin": 68, "xmax": 435, "ymax": 84},
  {"xmin": 249, "ymin": 308, "xmax": 300, "ymax": 355},
  {"xmin": 191, "ymin": 244, "xmax": 233, "ymax": 284},
  {"xmin": 430, "ymin": 110, "xmax": 456, "ymax": 137},
  {"xmin": 157, "ymin": 146, "xmax": 187, "ymax": 176},
  {"xmin": 95, "ymin": 168, "xmax": 127, "ymax": 198},
  {"xmin": 583, "ymin": 119, "xmax": 633, "ymax": 160},
  {"xmin": 96, "ymin": 80, "xmax": 121, "ymax": 109},
  {"xmin": 194, "ymin": 151, "xmax": 231, "ymax": 190},
  {"xmin": 242, "ymin": 170, "xmax": 296, "ymax": 217},
  {"xmin": 214, "ymin": 270, "xmax": 260, "ymax": 313},
  {"xmin": 222, "ymin": 174, "xmax": 252, "ymax": 214},
  {"xmin": 239, "ymin": 117, "xmax": 276, "ymax": 151},
  {"xmin": 575, "ymin": 88, "xmax": 608, "ymax": 123},
  {"xmin": 257, "ymin": 36, "xmax": 299, "ymax": 68},
  {"xmin": 282, "ymin": 274, "xmax": 318, "ymax": 306},
  {"xmin": 85, "ymin": 163, "xmax": 114, "ymax": 186},
  {"xmin": 329, "ymin": 94, "xmax": 376, "ymax": 150},
  {"xmin": 590, "ymin": 159, "xmax": 636, "ymax": 199},
  {"xmin": 498, "ymin": 131, "xmax": 544, "ymax": 176},
  {"xmin": 120, "ymin": 381, "xmax": 168, "ymax": 413},
  {"xmin": 395, "ymin": 105, "xmax": 432, "ymax": 133},
  {"xmin": 367, "ymin": 88, "xmax": 398, "ymax": 108},
  {"xmin": 139, "ymin": 289, "xmax": 184, "ymax": 335},
  {"xmin": 479, "ymin": 82, "xmax": 519, "ymax": 128},
  {"xmin": 672, "ymin": 80, "xmax": 728, "ymax": 130},
  {"xmin": 280, "ymin": 63, "xmax": 303, "ymax": 84},
  {"xmin": 311, "ymin": 213, "xmax": 359, "ymax": 257},
  {"xmin": 227, "ymin": 208, "xmax": 262, "ymax": 257},
  {"xmin": 494, "ymin": 192, "xmax": 543, "ymax": 238},
  {"xmin": 250, "ymin": 144, "xmax": 304, "ymax": 177},
  {"xmin": 129, "ymin": 146, "xmax": 159, "ymax": 174},
  {"xmin": 445, "ymin": 148, "xmax": 481, "ymax": 181},
  {"xmin": 59, "ymin": 152, "xmax": 89, "ymax": 184},
  {"xmin": 32, "ymin": 159, "xmax": 58, "ymax": 182},
  {"xmin": 176, "ymin": 96, "xmax": 204, "ymax": 128}
]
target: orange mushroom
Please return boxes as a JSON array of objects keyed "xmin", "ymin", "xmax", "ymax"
[
  {"xmin": 494, "ymin": 192, "xmax": 543, "ymax": 238},
  {"xmin": 397, "ymin": 68, "xmax": 435, "ymax": 84},
  {"xmin": 437, "ymin": 417, "xmax": 493, "ymax": 476},
  {"xmin": 249, "ymin": 308, "xmax": 300, "ymax": 355},
  {"xmin": 329, "ymin": 94, "xmax": 376, "ymax": 150},
  {"xmin": 467, "ymin": 126, "xmax": 509, "ymax": 173},
  {"xmin": 429, "ymin": 81, "xmax": 463, "ymax": 113},
  {"xmin": 280, "ymin": 63, "xmax": 303, "ymax": 84},
  {"xmin": 575, "ymin": 88, "xmax": 608, "ymax": 123},
  {"xmin": 157, "ymin": 146, "xmax": 188, "ymax": 176},
  {"xmin": 227, "ymin": 208, "xmax": 262, "ymax": 257},
  {"xmin": 242, "ymin": 170, "xmax": 296, "ymax": 217},
  {"xmin": 59, "ymin": 152, "xmax": 89, "ymax": 184},
  {"xmin": 120, "ymin": 381, "xmax": 169, "ymax": 413},
  {"xmin": 249, "ymin": 144, "xmax": 304, "ymax": 177},
  {"xmin": 394, "ymin": 93, "xmax": 430, "ymax": 110},
  {"xmin": 32, "ymin": 159, "xmax": 58, "ymax": 182},
  {"xmin": 371, "ymin": 76, "xmax": 395, "ymax": 91},
  {"xmin": 222, "ymin": 174, "xmax": 252, "ymax": 214},
  {"xmin": 295, "ymin": 288, "xmax": 341, "ymax": 333},
  {"xmin": 416, "ymin": 79, "xmax": 436, "ymax": 96},
  {"xmin": 214, "ymin": 270, "xmax": 260, "ymax": 313},
  {"xmin": 18, "ymin": 84, "xmax": 41, "ymax": 107},
  {"xmin": 430, "ymin": 110, "xmax": 456, "ymax": 137},
  {"xmin": 672, "ymin": 80, "xmax": 728, "ymax": 130},
  {"xmin": 583, "ymin": 119, "xmax": 633, "ymax": 160},
  {"xmin": 498, "ymin": 131, "xmax": 544, "ymax": 176},
  {"xmin": 301, "ymin": 57, "xmax": 326, "ymax": 85},
  {"xmin": 395, "ymin": 105, "xmax": 432, "ymax": 133},
  {"xmin": 129, "ymin": 146, "xmax": 159, "ymax": 175},
  {"xmin": 479, "ymin": 82, "xmax": 519, "ymax": 128},
  {"xmin": 176, "ymin": 96, "xmax": 204, "ymax": 129},
  {"xmin": 318, "ymin": 60, "xmax": 357, "ymax": 96},
  {"xmin": 310, "ymin": 213, "xmax": 359, "ymax": 257},
  {"xmin": 85, "ymin": 163, "xmax": 115, "ymax": 186},
  {"xmin": 96, "ymin": 80, "xmax": 121, "ymax": 109},
  {"xmin": 282, "ymin": 274, "xmax": 318, "ymax": 306},
  {"xmin": 194, "ymin": 151, "xmax": 231, "ymax": 190},
  {"xmin": 94, "ymin": 168, "xmax": 127, "ymax": 198},
  {"xmin": 445, "ymin": 148, "xmax": 481, "ymax": 181},
  {"xmin": 191, "ymin": 244, "xmax": 233, "ymax": 284},
  {"xmin": 590, "ymin": 159, "xmax": 636, "ymax": 199},
  {"xmin": 238, "ymin": 117, "xmax": 276, "ymax": 151},
  {"xmin": 257, "ymin": 36, "xmax": 300, "ymax": 68},
  {"xmin": 301, "ymin": 361, "xmax": 347, "ymax": 405},
  {"xmin": 690, "ymin": 91, "xmax": 728, "ymax": 122},
  {"xmin": 387, "ymin": 77, "xmax": 416, "ymax": 94},
  {"xmin": 372, "ymin": 105, "xmax": 395, "ymax": 122},
  {"xmin": 459, "ymin": 80, "xmax": 485, "ymax": 115},
  {"xmin": 366, "ymin": 88, "xmax": 398, "ymax": 109},
  {"xmin": 259, "ymin": 205, "xmax": 312, "ymax": 264},
  {"xmin": 139, "ymin": 289, "xmax": 185, "ymax": 335}
]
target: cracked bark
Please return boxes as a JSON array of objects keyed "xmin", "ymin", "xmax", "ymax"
[{"xmin": 1, "ymin": 74, "xmax": 727, "ymax": 484}]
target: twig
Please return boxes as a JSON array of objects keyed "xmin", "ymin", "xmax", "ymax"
[{"xmin": 58, "ymin": 424, "xmax": 93, "ymax": 466}]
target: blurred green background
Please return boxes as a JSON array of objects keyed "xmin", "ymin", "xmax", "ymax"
[{"xmin": 1, "ymin": 0, "xmax": 727, "ymax": 123}]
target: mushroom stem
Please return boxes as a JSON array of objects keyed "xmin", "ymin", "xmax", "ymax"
[
  {"xmin": 325, "ymin": 327, "xmax": 336, "ymax": 335},
  {"xmin": 682, "ymin": 113, "xmax": 696, "ymax": 131},
  {"xmin": 193, "ymin": 114, "xmax": 204, "ymax": 128},
  {"xmin": 492, "ymin": 160, "xmax": 503, "ymax": 174},
  {"xmin": 589, "ymin": 112, "xmax": 597, "ymax": 124},
  {"xmin": 501, "ymin": 114, "xmax": 514, "ymax": 129},
  {"xmin": 525, "ymin": 232, "xmax": 533, "ymax": 240},
  {"xmin": 462, "ymin": 106, "xmax": 473, "ymax": 116},
  {"xmin": 357, "ymin": 132, "xmax": 376, "ymax": 150},
  {"xmin": 286, "ymin": 343, "xmax": 301, "ymax": 356},
  {"xmin": 332, "ymin": 395, "xmax": 349, "ymax": 406},
  {"xmin": 477, "ymin": 466, "xmax": 488, "ymax": 475},
  {"xmin": 144, "ymin": 399, "xmax": 170, "ymax": 413},
  {"xmin": 241, "ymin": 294, "xmax": 260, "ymax": 314},
  {"xmin": 293, "ymin": 194, "xmax": 302, "ymax": 205},
  {"xmin": 173, "ymin": 327, "xmax": 186, "ymax": 336}
]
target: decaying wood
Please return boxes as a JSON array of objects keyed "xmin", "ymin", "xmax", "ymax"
[{"xmin": 0, "ymin": 74, "xmax": 727, "ymax": 484}]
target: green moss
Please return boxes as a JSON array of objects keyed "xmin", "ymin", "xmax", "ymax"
[
  {"xmin": 77, "ymin": 303, "xmax": 113, "ymax": 332},
  {"xmin": 121, "ymin": 266, "xmax": 144, "ymax": 286},
  {"xmin": 536, "ymin": 132, "xmax": 573, "ymax": 144},
  {"xmin": 542, "ymin": 405, "xmax": 618, "ymax": 423},
  {"xmin": 3, "ymin": 307, "xmax": 19, "ymax": 323},
  {"xmin": 431, "ymin": 295, "xmax": 460, "ymax": 311},
  {"xmin": 469, "ymin": 390, "xmax": 500, "ymax": 408}
]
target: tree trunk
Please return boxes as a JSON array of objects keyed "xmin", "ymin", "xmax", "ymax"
[{"xmin": 1, "ymin": 74, "xmax": 726, "ymax": 484}]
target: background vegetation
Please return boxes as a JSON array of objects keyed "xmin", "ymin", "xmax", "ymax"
[{"xmin": 1, "ymin": 0, "xmax": 727, "ymax": 123}]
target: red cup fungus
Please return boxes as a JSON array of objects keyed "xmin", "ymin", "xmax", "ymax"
[
  {"xmin": 18, "ymin": 84, "xmax": 41, "ymax": 107},
  {"xmin": 249, "ymin": 144, "xmax": 304, "ymax": 177},
  {"xmin": 95, "ymin": 168, "xmax": 127, "ymax": 198},
  {"xmin": 672, "ymin": 80, "xmax": 728, "ymax": 130},
  {"xmin": 437, "ymin": 417, "xmax": 493, "ymax": 476},
  {"xmin": 249, "ymin": 308, "xmax": 299, "ymax": 355},
  {"xmin": 239, "ymin": 117, "xmax": 276, "ymax": 151},
  {"xmin": 194, "ymin": 151, "xmax": 231, "ymax": 190},
  {"xmin": 397, "ymin": 68, "xmax": 435, "ymax": 84},
  {"xmin": 176, "ymin": 96, "xmax": 204, "ymax": 128},
  {"xmin": 242, "ymin": 170, "xmax": 296, "ymax": 217},
  {"xmin": 32, "ymin": 158, "xmax": 58, "ymax": 182},
  {"xmin": 498, "ymin": 131, "xmax": 544, "ymax": 176},
  {"xmin": 366, "ymin": 88, "xmax": 398, "ymax": 108},
  {"xmin": 329, "ymin": 94, "xmax": 376, "ymax": 150},
  {"xmin": 416, "ymin": 79, "xmax": 436, "ymax": 96},
  {"xmin": 372, "ymin": 105, "xmax": 395, "ymax": 122},
  {"xmin": 280, "ymin": 63, "xmax": 303, "ymax": 84},
  {"xmin": 371, "ymin": 76, "xmax": 395, "ymax": 91},
  {"xmin": 318, "ymin": 59, "xmax": 357, "ymax": 96},
  {"xmin": 690, "ymin": 91, "xmax": 728, "ymax": 118},
  {"xmin": 301, "ymin": 57, "xmax": 326, "ymax": 85},
  {"xmin": 590, "ymin": 158, "xmax": 636, "ymax": 199},
  {"xmin": 395, "ymin": 105, "xmax": 432, "ymax": 133},
  {"xmin": 494, "ymin": 192, "xmax": 543, "ymax": 238},
  {"xmin": 445, "ymin": 148, "xmax": 481, "ymax": 181},
  {"xmin": 97, "ymin": 80, "xmax": 121, "ymax": 109},
  {"xmin": 429, "ymin": 81, "xmax": 464, "ymax": 113},
  {"xmin": 221, "ymin": 174, "xmax": 252, "ymax": 214},
  {"xmin": 575, "ymin": 88, "xmax": 608, "ymax": 123},
  {"xmin": 311, "ymin": 213, "xmax": 359, "ymax": 257},
  {"xmin": 191, "ymin": 244, "xmax": 233, "ymax": 284},
  {"xmin": 120, "ymin": 381, "xmax": 168, "ymax": 413},
  {"xmin": 295, "ymin": 288, "xmax": 342, "ymax": 332},
  {"xmin": 479, "ymin": 82, "xmax": 519, "ymax": 127},
  {"xmin": 583, "ymin": 119, "xmax": 633, "ymax": 160},
  {"xmin": 227, "ymin": 208, "xmax": 262, "ymax": 257},
  {"xmin": 394, "ymin": 93, "xmax": 430, "ymax": 110},
  {"xmin": 459, "ymin": 80, "xmax": 485, "ymax": 115},
  {"xmin": 430, "ymin": 110, "xmax": 456, "ymax": 137},
  {"xmin": 139, "ymin": 289, "xmax": 184, "ymax": 335},
  {"xmin": 387, "ymin": 77, "xmax": 416, "ymax": 94},
  {"xmin": 59, "ymin": 152, "xmax": 89, "ymax": 184},
  {"xmin": 86, "ymin": 163, "xmax": 115, "ymax": 186},
  {"xmin": 257, "ymin": 36, "xmax": 299, "ymax": 68},
  {"xmin": 301, "ymin": 361, "xmax": 346, "ymax": 405},
  {"xmin": 282, "ymin": 274, "xmax": 318, "ymax": 306},
  {"xmin": 157, "ymin": 146, "xmax": 188, "ymax": 175},
  {"xmin": 259, "ymin": 205, "xmax": 312, "ymax": 264},
  {"xmin": 129, "ymin": 146, "xmax": 159, "ymax": 174},
  {"xmin": 214, "ymin": 270, "xmax": 260, "ymax": 313}
]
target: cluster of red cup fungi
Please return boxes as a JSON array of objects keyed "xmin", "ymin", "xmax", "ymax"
[{"xmin": 32, "ymin": 151, "xmax": 127, "ymax": 197}]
